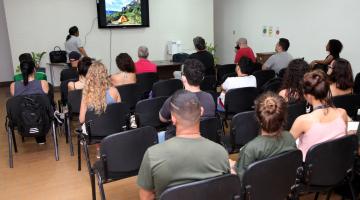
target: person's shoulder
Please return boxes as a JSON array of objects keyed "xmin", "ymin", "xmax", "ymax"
[{"xmin": 200, "ymin": 138, "xmax": 228, "ymax": 155}]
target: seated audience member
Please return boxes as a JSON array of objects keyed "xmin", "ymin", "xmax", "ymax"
[
  {"xmin": 290, "ymin": 70, "xmax": 348, "ymax": 160},
  {"xmin": 137, "ymin": 90, "xmax": 230, "ymax": 199},
  {"xmin": 310, "ymin": 39, "xmax": 343, "ymax": 69},
  {"xmin": 135, "ymin": 46, "xmax": 157, "ymax": 74},
  {"xmin": 217, "ymin": 57, "xmax": 257, "ymax": 111},
  {"xmin": 159, "ymin": 59, "xmax": 215, "ymax": 123},
  {"xmin": 110, "ymin": 53, "xmax": 136, "ymax": 86},
  {"xmin": 189, "ymin": 36, "xmax": 215, "ymax": 75},
  {"xmin": 329, "ymin": 58, "xmax": 354, "ymax": 97},
  {"xmin": 262, "ymin": 38, "xmax": 293, "ymax": 73},
  {"xmin": 279, "ymin": 59, "xmax": 309, "ymax": 103},
  {"xmin": 79, "ymin": 61, "xmax": 121, "ymax": 124},
  {"xmin": 68, "ymin": 57, "xmax": 92, "ymax": 91},
  {"xmin": 10, "ymin": 60, "xmax": 49, "ymax": 144},
  {"xmin": 13, "ymin": 53, "xmax": 47, "ymax": 81},
  {"xmin": 60, "ymin": 51, "xmax": 81, "ymax": 82},
  {"xmin": 234, "ymin": 38, "xmax": 256, "ymax": 63},
  {"xmin": 232, "ymin": 92, "xmax": 296, "ymax": 180}
]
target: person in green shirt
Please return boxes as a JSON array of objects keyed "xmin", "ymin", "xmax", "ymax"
[
  {"xmin": 13, "ymin": 53, "xmax": 47, "ymax": 81},
  {"xmin": 231, "ymin": 92, "xmax": 297, "ymax": 180},
  {"xmin": 137, "ymin": 90, "xmax": 230, "ymax": 200}
]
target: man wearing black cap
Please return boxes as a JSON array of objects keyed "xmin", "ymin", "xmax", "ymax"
[
  {"xmin": 137, "ymin": 90, "xmax": 230, "ymax": 199},
  {"xmin": 60, "ymin": 51, "xmax": 81, "ymax": 82}
]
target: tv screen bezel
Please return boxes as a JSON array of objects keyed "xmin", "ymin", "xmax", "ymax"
[{"xmin": 97, "ymin": 0, "xmax": 150, "ymax": 29}]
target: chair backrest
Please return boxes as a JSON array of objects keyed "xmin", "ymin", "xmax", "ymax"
[
  {"xmin": 200, "ymin": 75, "xmax": 217, "ymax": 91},
  {"xmin": 100, "ymin": 126, "xmax": 158, "ymax": 178},
  {"xmin": 332, "ymin": 94, "xmax": 360, "ymax": 120},
  {"xmin": 231, "ymin": 111, "xmax": 259, "ymax": 149},
  {"xmin": 261, "ymin": 77, "xmax": 282, "ymax": 93},
  {"xmin": 286, "ymin": 101, "xmax": 307, "ymax": 130},
  {"xmin": 135, "ymin": 96, "xmax": 168, "ymax": 128},
  {"xmin": 136, "ymin": 72, "xmax": 159, "ymax": 98},
  {"xmin": 242, "ymin": 150, "xmax": 303, "ymax": 200},
  {"xmin": 253, "ymin": 70, "xmax": 276, "ymax": 89},
  {"xmin": 152, "ymin": 79, "xmax": 183, "ymax": 97},
  {"xmin": 278, "ymin": 68, "xmax": 287, "ymax": 78},
  {"xmin": 159, "ymin": 174, "xmax": 241, "ymax": 200},
  {"xmin": 200, "ymin": 117, "xmax": 221, "ymax": 143},
  {"xmin": 225, "ymin": 87, "xmax": 258, "ymax": 115},
  {"xmin": 354, "ymin": 72, "xmax": 360, "ymax": 94},
  {"xmin": 216, "ymin": 64, "xmax": 236, "ymax": 84},
  {"xmin": 304, "ymin": 134, "xmax": 358, "ymax": 186},
  {"xmin": 116, "ymin": 83, "xmax": 141, "ymax": 110},
  {"xmin": 68, "ymin": 89, "xmax": 82, "ymax": 114},
  {"xmin": 85, "ymin": 102, "xmax": 130, "ymax": 138},
  {"xmin": 172, "ymin": 53, "xmax": 189, "ymax": 63}
]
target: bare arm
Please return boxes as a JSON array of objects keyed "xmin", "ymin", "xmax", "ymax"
[
  {"xmin": 41, "ymin": 80, "xmax": 49, "ymax": 94},
  {"xmin": 78, "ymin": 47, "xmax": 88, "ymax": 57},
  {"xmin": 79, "ymin": 98, "xmax": 87, "ymax": 124},
  {"xmin": 290, "ymin": 116, "xmax": 305, "ymax": 140},
  {"xmin": 67, "ymin": 81, "xmax": 75, "ymax": 91},
  {"xmin": 10, "ymin": 82, "xmax": 15, "ymax": 96},
  {"xmin": 139, "ymin": 188, "xmax": 155, "ymax": 200}
]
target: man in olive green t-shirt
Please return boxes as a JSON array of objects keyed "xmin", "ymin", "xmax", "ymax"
[{"xmin": 137, "ymin": 90, "xmax": 230, "ymax": 199}]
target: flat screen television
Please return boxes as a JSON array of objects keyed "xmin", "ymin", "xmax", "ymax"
[{"xmin": 97, "ymin": 0, "xmax": 149, "ymax": 28}]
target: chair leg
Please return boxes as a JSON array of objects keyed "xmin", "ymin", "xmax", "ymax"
[
  {"xmin": 66, "ymin": 117, "xmax": 74, "ymax": 156},
  {"xmin": 21, "ymin": 136, "xmax": 25, "ymax": 143},
  {"xmin": 64, "ymin": 116, "xmax": 69, "ymax": 144},
  {"xmin": 51, "ymin": 122, "xmax": 59, "ymax": 161},
  {"xmin": 90, "ymin": 170, "xmax": 96, "ymax": 200},
  {"xmin": 7, "ymin": 126, "xmax": 14, "ymax": 168},
  {"xmin": 96, "ymin": 173, "xmax": 106, "ymax": 200},
  {"xmin": 348, "ymin": 180, "xmax": 357, "ymax": 200},
  {"xmin": 314, "ymin": 192, "xmax": 319, "ymax": 200},
  {"xmin": 78, "ymin": 135, "xmax": 82, "ymax": 171},
  {"xmin": 11, "ymin": 129, "xmax": 18, "ymax": 153},
  {"xmin": 82, "ymin": 141, "xmax": 92, "ymax": 173},
  {"xmin": 325, "ymin": 190, "xmax": 332, "ymax": 200}
]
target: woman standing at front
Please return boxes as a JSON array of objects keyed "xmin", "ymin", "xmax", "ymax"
[{"xmin": 65, "ymin": 26, "xmax": 88, "ymax": 57}]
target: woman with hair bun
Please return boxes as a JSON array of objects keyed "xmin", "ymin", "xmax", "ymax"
[
  {"xmin": 291, "ymin": 70, "xmax": 348, "ymax": 160},
  {"xmin": 232, "ymin": 92, "xmax": 296, "ymax": 180}
]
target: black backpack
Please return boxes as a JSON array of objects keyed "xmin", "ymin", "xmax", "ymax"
[{"xmin": 15, "ymin": 95, "xmax": 51, "ymax": 137}]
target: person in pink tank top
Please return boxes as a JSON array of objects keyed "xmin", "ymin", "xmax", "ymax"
[{"xmin": 290, "ymin": 70, "xmax": 349, "ymax": 160}]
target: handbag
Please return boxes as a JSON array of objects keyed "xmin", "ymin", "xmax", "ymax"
[{"xmin": 49, "ymin": 46, "xmax": 67, "ymax": 63}]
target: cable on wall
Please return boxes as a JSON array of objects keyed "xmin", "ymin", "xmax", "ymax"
[
  {"xmin": 109, "ymin": 29, "xmax": 113, "ymax": 73},
  {"xmin": 83, "ymin": 17, "xmax": 97, "ymax": 47}
]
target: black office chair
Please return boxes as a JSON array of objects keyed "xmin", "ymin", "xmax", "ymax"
[
  {"xmin": 332, "ymin": 94, "xmax": 360, "ymax": 120},
  {"xmin": 222, "ymin": 87, "xmax": 258, "ymax": 127},
  {"xmin": 172, "ymin": 53, "xmax": 189, "ymax": 63},
  {"xmin": 200, "ymin": 75, "xmax": 217, "ymax": 91},
  {"xmin": 261, "ymin": 77, "xmax": 282, "ymax": 93},
  {"xmin": 152, "ymin": 79, "xmax": 183, "ymax": 97},
  {"xmin": 5, "ymin": 94, "xmax": 59, "ymax": 168},
  {"xmin": 292, "ymin": 135, "xmax": 359, "ymax": 200},
  {"xmin": 230, "ymin": 110, "xmax": 259, "ymax": 152},
  {"xmin": 216, "ymin": 64, "xmax": 236, "ymax": 85},
  {"xmin": 116, "ymin": 83, "xmax": 141, "ymax": 111},
  {"xmin": 253, "ymin": 70, "xmax": 276, "ymax": 89},
  {"xmin": 354, "ymin": 72, "xmax": 360, "ymax": 94},
  {"xmin": 200, "ymin": 117, "xmax": 223, "ymax": 144},
  {"xmin": 160, "ymin": 174, "xmax": 241, "ymax": 200},
  {"xmin": 64, "ymin": 89, "xmax": 83, "ymax": 156},
  {"xmin": 77, "ymin": 102, "xmax": 130, "ymax": 171},
  {"xmin": 135, "ymin": 96, "xmax": 169, "ymax": 130},
  {"xmin": 278, "ymin": 67, "xmax": 287, "ymax": 78},
  {"xmin": 242, "ymin": 150, "xmax": 303, "ymax": 200},
  {"xmin": 286, "ymin": 101, "xmax": 307, "ymax": 130},
  {"xmin": 92, "ymin": 126, "xmax": 158, "ymax": 200},
  {"xmin": 136, "ymin": 72, "xmax": 159, "ymax": 99}
]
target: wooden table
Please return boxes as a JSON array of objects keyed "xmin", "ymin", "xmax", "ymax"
[
  {"xmin": 256, "ymin": 52, "xmax": 276, "ymax": 64},
  {"xmin": 154, "ymin": 60, "xmax": 182, "ymax": 80}
]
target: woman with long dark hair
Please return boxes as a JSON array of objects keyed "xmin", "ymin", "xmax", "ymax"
[
  {"xmin": 310, "ymin": 39, "xmax": 343, "ymax": 69},
  {"xmin": 110, "ymin": 53, "xmax": 136, "ymax": 86},
  {"xmin": 329, "ymin": 58, "xmax": 354, "ymax": 96},
  {"xmin": 65, "ymin": 26, "xmax": 88, "ymax": 57}
]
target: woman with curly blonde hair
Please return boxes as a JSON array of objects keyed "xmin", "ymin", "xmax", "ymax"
[{"xmin": 79, "ymin": 61, "xmax": 121, "ymax": 124}]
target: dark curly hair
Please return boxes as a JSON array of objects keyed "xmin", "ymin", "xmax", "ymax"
[
  {"xmin": 327, "ymin": 39, "xmax": 343, "ymax": 59},
  {"xmin": 329, "ymin": 58, "xmax": 354, "ymax": 90},
  {"xmin": 183, "ymin": 59, "xmax": 205, "ymax": 86},
  {"xmin": 280, "ymin": 59, "xmax": 309, "ymax": 103},
  {"xmin": 115, "ymin": 53, "xmax": 135, "ymax": 73}
]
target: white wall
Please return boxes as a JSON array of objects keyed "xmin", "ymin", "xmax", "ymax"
[
  {"xmin": 4, "ymin": 0, "xmax": 213, "ymax": 75},
  {"xmin": 0, "ymin": 0, "xmax": 13, "ymax": 82},
  {"xmin": 214, "ymin": 0, "xmax": 360, "ymax": 75}
]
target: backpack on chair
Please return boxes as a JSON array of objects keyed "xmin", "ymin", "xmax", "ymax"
[{"xmin": 15, "ymin": 95, "xmax": 51, "ymax": 137}]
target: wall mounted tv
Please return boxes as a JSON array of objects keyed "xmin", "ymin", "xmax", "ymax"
[{"xmin": 97, "ymin": 0, "xmax": 149, "ymax": 28}]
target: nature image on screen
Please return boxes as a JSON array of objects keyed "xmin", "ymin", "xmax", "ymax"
[{"xmin": 105, "ymin": 0, "xmax": 142, "ymax": 26}]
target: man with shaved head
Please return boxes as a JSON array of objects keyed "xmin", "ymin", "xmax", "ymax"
[{"xmin": 137, "ymin": 90, "xmax": 230, "ymax": 200}]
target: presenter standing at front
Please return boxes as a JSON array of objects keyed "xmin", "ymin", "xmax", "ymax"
[{"xmin": 65, "ymin": 26, "xmax": 88, "ymax": 57}]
